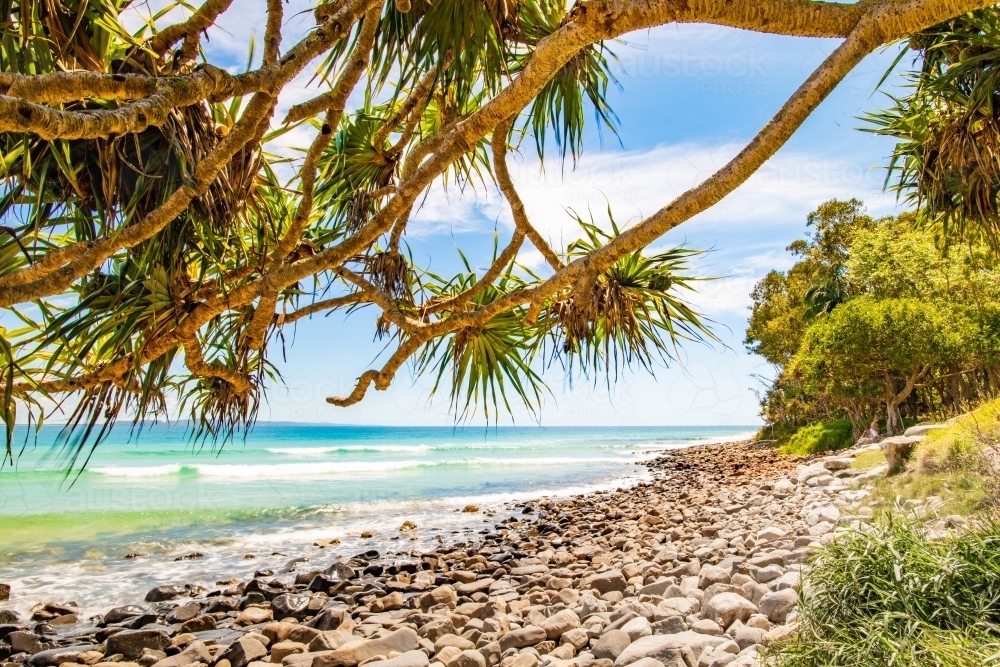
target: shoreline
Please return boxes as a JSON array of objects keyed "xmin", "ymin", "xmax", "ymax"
[
  {"xmin": 0, "ymin": 432, "xmax": 759, "ymax": 618},
  {"xmin": 0, "ymin": 438, "xmax": 866, "ymax": 667}
]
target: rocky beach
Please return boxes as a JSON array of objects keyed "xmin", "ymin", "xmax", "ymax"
[{"xmin": 0, "ymin": 439, "xmax": 904, "ymax": 667}]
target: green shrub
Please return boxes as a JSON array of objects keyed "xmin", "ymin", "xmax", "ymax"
[
  {"xmin": 779, "ymin": 420, "xmax": 854, "ymax": 455},
  {"xmin": 766, "ymin": 518, "xmax": 1000, "ymax": 667}
]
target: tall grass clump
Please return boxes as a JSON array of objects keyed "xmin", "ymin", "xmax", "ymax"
[
  {"xmin": 779, "ymin": 420, "xmax": 854, "ymax": 456},
  {"xmin": 766, "ymin": 517, "xmax": 1000, "ymax": 667}
]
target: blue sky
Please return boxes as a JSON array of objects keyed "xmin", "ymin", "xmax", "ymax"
[{"xmin": 126, "ymin": 5, "xmax": 912, "ymax": 427}]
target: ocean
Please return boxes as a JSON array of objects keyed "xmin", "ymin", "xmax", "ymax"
[{"xmin": 0, "ymin": 423, "xmax": 755, "ymax": 617}]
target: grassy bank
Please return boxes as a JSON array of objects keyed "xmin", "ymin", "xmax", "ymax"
[
  {"xmin": 765, "ymin": 518, "xmax": 1000, "ymax": 666},
  {"xmin": 766, "ymin": 402, "xmax": 1000, "ymax": 665}
]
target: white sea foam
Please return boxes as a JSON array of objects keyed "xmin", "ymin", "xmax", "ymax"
[
  {"xmin": 266, "ymin": 445, "xmax": 433, "ymax": 455},
  {"xmin": 91, "ymin": 464, "xmax": 186, "ymax": 477},
  {"xmin": 88, "ymin": 456, "xmax": 627, "ymax": 479}
]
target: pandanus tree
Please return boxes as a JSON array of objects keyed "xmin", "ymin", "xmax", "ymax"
[{"xmin": 0, "ymin": 0, "xmax": 999, "ymax": 462}]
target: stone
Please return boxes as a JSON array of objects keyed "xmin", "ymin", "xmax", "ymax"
[
  {"xmin": 421, "ymin": 587, "xmax": 458, "ymax": 610},
  {"xmin": 420, "ymin": 618, "xmax": 457, "ymax": 643},
  {"xmin": 236, "ymin": 607, "xmax": 274, "ymax": 626},
  {"xmin": 560, "ymin": 629, "xmax": 590, "ymax": 651},
  {"xmin": 273, "ymin": 594, "xmax": 312, "ymax": 620},
  {"xmin": 363, "ymin": 652, "xmax": 430, "ymax": 667},
  {"xmin": 435, "ymin": 634, "xmax": 476, "ymax": 653},
  {"xmin": 9, "ymin": 631, "xmax": 42, "ymax": 654},
  {"xmin": 698, "ymin": 566, "xmax": 730, "ymax": 589},
  {"xmin": 651, "ymin": 617, "xmax": 686, "ymax": 635},
  {"xmin": 587, "ymin": 570, "xmax": 628, "ymax": 594},
  {"xmin": 612, "ymin": 633, "xmax": 725, "ymax": 667},
  {"xmin": 0, "ymin": 583, "xmax": 9, "ymax": 601},
  {"xmin": 751, "ymin": 566, "xmax": 783, "ymax": 585},
  {"xmin": 756, "ymin": 527, "xmax": 786, "ymax": 544},
  {"xmin": 180, "ymin": 616, "xmax": 217, "ymax": 634},
  {"xmin": 370, "ymin": 592, "xmax": 405, "ymax": 613},
  {"xmin": 272, "ymin": 642, "xmax": 309, "ymax": 663},
  {"xmin": 731, "ymin": 626, "xmax": 765, "ymax": 651},
  {"xmin": 619, "ymin": 617, "xmax": 652, "ymax": 642},
  {"xmin": 478, "ymin": 641, "xmax": 502, "ymax": 667},
  {"xmin": 144, "ymin": 586, "xmax": 187, "ymax": 603},
  {"xmin": 28, "ymin": 645, "xmax": 97, "ymax": 666},
  {"xmin": 498, "ymin": 627, "xmax": 546, "ymax": 652},
  {"xmin": 106, "ymin": 630, "xmax": 172, "ymax": 660},
  {"xmin": 150, "ymin": 640, "xmax": 213, "ymax": 667},
  {"xmin": 453, "ymin": 650, "xmax": 486, "ymax": 667},
  {"xmin": 689, "ymin": 620, "xmax": 722, "ymax": 636},
  {"xmin": 218, "ymin": 637, "xmax": 268, "ymax": 667},
  {"xmin": 309, "ymin": 631, "xmax": 354, "ymax": 653},
  {"xmin": 0, "ymin": 608, "xmax": 22, "ymax": 624},
  {"xmin": 314, "ymin": 628, "xmax": 420, "ymax": 667},
  {"xmin": 637, "ymin": 580, "xmax": 672, "ymax": 598},
  {"xmin": 804, "ymin": 506, "xmax": 840, "ymax": 526},
  {"xmin": 285, "ymin": 652, "xmax": 334, "ymax": 667},
  {"xmin": 881, "ymin": 436, "xmax": 922, "ymax": 473},
  {"xmin": 703, "ymin": 594, "xmax": 757, "ymax": 630},
  {"xmin": 626, "ymin": 659, "xmax": 672, "ymax": 667},
  {"xmin": 903, "ymin": 424, "xmax": 945, "ymax": 437},
  {"xmin": 166, "ymin": 603, "xmax": 201, "ymax": 624},
  {"xmin": 309, "ymin": 606, "xmax": 348, "ymax": 632},
  {"xmin": 758, "ymin": 590, "xmax": 797, "ymax": 624},
  {"xmin": 540, "ymin": 610, "xmax": 580, "ymax": 641},
  {"xmin": 591, "ymin": 631, "xmax": 630, "ymax": 661},
  {"xmin": 138, "ymin": 649, "xmax": 167, "ymax": 667},
  {"xmin": 656, "ymin": 598, "xmax": 699, "ymax": 619}
]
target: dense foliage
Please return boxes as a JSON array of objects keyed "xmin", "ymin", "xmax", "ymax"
[
  {"xmin": 766, "ymin": 518, "xmax": 1000, "ymax": 667},
  {"xmin": 747, "ymin": 199, "xmax": 1000, "ymax": 438}
]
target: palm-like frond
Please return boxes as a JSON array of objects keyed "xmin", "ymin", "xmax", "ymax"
[
  {"xmin": 416, "ymin": 253, "xmax": 545, "ymax": 421},
  {"xmin": 540, "ymin": 209, "xmax": 717, "ymax": 380},
  {"xmin": 867, "ymin": 7, "xmax": 1000, "ymax": 248}
]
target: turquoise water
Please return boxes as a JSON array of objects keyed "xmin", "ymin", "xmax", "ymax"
[{"xmin": 0, "ymin": 423, "xmax": 754, "ymax": 616}]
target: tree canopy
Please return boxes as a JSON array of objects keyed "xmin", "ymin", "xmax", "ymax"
[
  {"xmin": 747, "ymin": 199, "xmax": 1000, "ymax": 437},
  {"xmin": 0, "ymin": 0, "xmax": 999, "ymax": 461}
]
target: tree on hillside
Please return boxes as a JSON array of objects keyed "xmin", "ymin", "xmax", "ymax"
[
  {"xmin": 792, "ymin": 296, "xmax": 961, "ymax": 434},
  {"xmin": 748, "ymin": 199, "xmax": 1000, "ymax": 439},
  {"xmin": 0, "ymin": 0, "xmax": 998, "ymax": 459}
]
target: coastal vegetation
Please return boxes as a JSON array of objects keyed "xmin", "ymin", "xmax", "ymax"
[
  {"xmin": 766, "ymin": 517, "xmax": 1000, "ymax": 666},
  {"xmin": 747, "ymin": 199, "xmax": 1000, "ymax": 443},
  {"xmin": 2, "ymin": 0, "xmax": 1000, "ymax": 462}
]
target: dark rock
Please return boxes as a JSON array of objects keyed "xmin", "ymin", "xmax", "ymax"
[
  {"xmin": 166, "ymin": 603, "xmax": 201, "ymax": 624},
  {"xmin": 27, "ymin": 644, "xmax": 95, "ymax": 666},
  {"xmin": 283, "ymin": 557, "xmax": 309, "ymax": 573},
  {"xmin": 173, "ymin": 553, "xmax": 204, "ymax": 562},
  {"xmin": 0, "ymin": 610, "xmax": 22, "ymax": 625},
  {"xmin": 0, "ymin": 624, "xmax": 27, "ymax": 641},
  {"xmin": 272, "ymin": 594, "xmax": 311, "ymax": 621},
  {"xmin": 103, "ymin": 606, "xmax": 149, "ymax": 626},
  {"xmin": 243, "ymin": 579, "xmax": 281, "ymax": 601},
  {"xmin": 295, "ymin": 570, "xmax": 325, "ymax": 586},
  {"xmin": 180, "ymin": 616, "xmax": 217, "ymax": 634},
  {"xmin": 307, "ymin": 605, "xmax": 347, "ymax": 631},
  {"xmin": 124, "ymin": 613, "xmax": 161, "ymax": 630},
  {"xmin": 239, "ymin": 592, "xmax": 267, "ymax": 609},
  {"xmin": 204, "ymin": 597, "xmax": 239, "ymax": 614},
  {"xmin": 307, "ymin": 575, "xmax": 339, "ymax": 593},
  {"xmin": 95, "ymin": 627, "xmax": 126, "ymax": 643},
  {"xmin": 32, "ymin": 624, "xmax": 54, "ymax": 636},
  {"xmin": 105, "ymin": 629, "xmax": 171, "ymax": 660},
  {"xmin": 326, "ymin": 563, "xmax": 355, "ymax": 581},
  {"xmin": 7, "ymin": 632, "xmax": 42, "ymax": 655},
  {"xmin": 0, "ymin": 583, "xmax": 9, "ymax": 601},
  {"xmin": 145, "ymin": 587, "xmax": 187, "ymax": 603}
]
